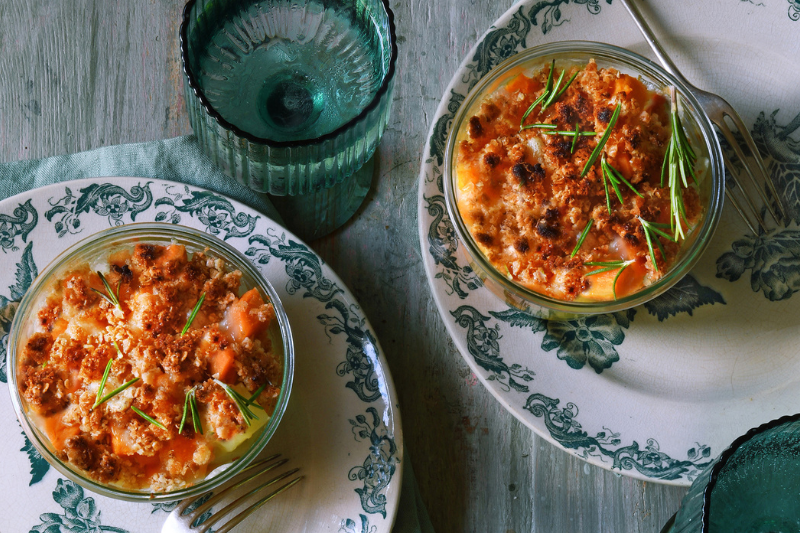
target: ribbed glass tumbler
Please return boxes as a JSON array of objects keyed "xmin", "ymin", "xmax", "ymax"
[
  {"xmin": 665, "ymin": 413, "xmax": 800, "ymax": 533},
  {"xmin": 180, "ymin": 0, "xmax": 397, "ymax": 238}
]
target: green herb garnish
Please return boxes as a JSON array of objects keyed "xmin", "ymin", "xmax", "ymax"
[
  {"xmin": 181, "ymin": 293, "xmax": 206, "ymax": 336},
  {"xmin": 214, "ymin": 378, "xmax": 258, "ymax": 426},
  {"xmin": 93, "ymin": 376, "xmax": 139, "ymax": 409},
  {"xmin": 245, "ymin": 382, "xmax": 268, "ymax": 410},
  {"xmin": 584, "ymin": 259, "xmax": 635, "ymax": 300},
  {"xmin": 599, "ymin": 155, "xmax": 642, "ymax": 214},
  {"xmin": 581, "ymin": 103, "xmax": 621, "ymax": 177},
  {"xmin": 662, "ymin": 87, "xmax": 697, "ymax": 240},
  {"xmin": 545, "ymin": 69, "xmax": 579, "ymax": 109},
  {"xmin": 541, "ymin": 130, "xmax": 597, "ymax": 137},
  {"xmin": 179, "ymin": 387, "xmax": 203, "ymax": 434},
  {"xmin": 520, "ymin": 123, "xmax": 557, "ymax": 131},
  {"xmin": 570, "ymin": 219, "xmax": 594, "ymax": 258},
  {"xmin": 91, "ymin": 271, "xmax": 122, "ymax": 310},
  {"xmin": 571, "ymin": 122, "xmax": 581, "ymax": 153},
  {"xmin": 638, "ymin": 216, "xmax": 677, "ymax": 272},
  {"xmin": 92, "ymin": 359, "xmax": 113, "ymax": 409},
  {"xmin": 519, "ymin": 61, "xmax": 579, "ymax": 129},
  {"xmin": 131, "ymin": 405, "xmax": 167, "ymax": 430}
]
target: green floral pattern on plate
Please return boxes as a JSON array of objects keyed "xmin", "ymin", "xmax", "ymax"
[
  {"xmin": 717, "ymin": 110, "xmax": 800, "ymax": 300},
  {"xmin": 0, "ymin": 177, "xmax": 401, "ymax": 531},
  {"xmin": 45, "ymin": 183, "xmax": 152, "ymax": 236},
  {"xmin": 348, "ymin": 407, "xmax": 399, "ymax": 519},
  {"xmin": 30, "ymin": 479, "xmax": 129, "ymax": 533},
  {"xmin": 419, "ymin": 0, "xmax": 800, "ymax": 485},
  {"xmin": 0, "ymin": 199, "xmax": 37, "ymax": 252}
]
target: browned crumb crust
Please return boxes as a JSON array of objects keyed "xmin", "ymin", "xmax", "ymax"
[
  {"xmin": 456, "ymin": 60, "xmax": 702, "ymax": 300},
  {"xmin": 17, "ymin": 243, "xmax": 281, "ymax": 490}
]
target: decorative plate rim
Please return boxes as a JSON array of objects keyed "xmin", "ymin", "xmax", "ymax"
[
  {"xmin": 416, "ymin": 0, "xmax": 800, "ymax": 486},
  {"xmin": 0, "ymin": 176, "xmax": 403, "ymax": 532}
]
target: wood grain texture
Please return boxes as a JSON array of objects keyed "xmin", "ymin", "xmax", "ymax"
[{"xmin": 0, "ymin": 0, "xmax": 688, "ymax": 531}]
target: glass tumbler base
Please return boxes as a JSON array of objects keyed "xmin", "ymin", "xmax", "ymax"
[{"xmin": 268, "ymin": 156, "xmax": 374, "ymax": 240}]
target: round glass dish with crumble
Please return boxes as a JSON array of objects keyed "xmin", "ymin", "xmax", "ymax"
[
  {"xmin": 444, "ymin": 41, "xmax": 724, "ymax": 317},
  {"xmin": 7, "ymin": 223, "xmax": 293, "ymax": 502}
]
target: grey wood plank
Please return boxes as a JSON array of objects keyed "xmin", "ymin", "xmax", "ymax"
[{"xmin": 0, "ymin": 1, "xmax": 689, "ymax": 532}]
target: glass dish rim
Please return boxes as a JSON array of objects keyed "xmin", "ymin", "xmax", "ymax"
[
  {"xmin": 6, "ymin": 222, "xmax": 295, "ymax": 502},
  {"xmin": 700, "ymin": 411, "xmax": 800, "ymax": 532},
  {"xmin": 443, "ymin": 40, "xmax": 725, "ymax": 315},
  {"xmin": 179, "ymin": 0, "xmax": 399, "ymax": 149}
]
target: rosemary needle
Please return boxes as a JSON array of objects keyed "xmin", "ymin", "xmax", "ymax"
[
  {"xmin": 190, "ymin": 392, "xmax": 202, "ymax": 434},
  {"xmin": 570, "ymin": 219, "xmax": 594, "ymax": 258},
  {"xmin": 584, "ymin": 259, "xmax": 634, "ymax": 300},
  {"xmin": 131, "ymin": 405, "xmax": 167, "ymax": 430},
  {"xmin": 638, "ymin": 216, "xmax": 677, "ymax": 272},
  {"xmin": 92, "ymin": 358, "xmax": 114, "ymax": 409},
  {"xmin": 93, "ymin": 377, "xmax": 139, "ymax": 409},
  {"xmin": 520, "ymin": 62, "xmax": 580, "ymax": 129},
  {"xmin": 581, "ymin": 103, "xmax": 621, "ymax": 176},
  {"xmin": 571, "ymin": 122, "xmax": 580, "ymax": 153},
  {"xmin": 91, "ymin": 271, "xmax": 121, "ymax": 310},
  {"xmin": 245, "ymin": 382, "xmax": 268, "ymax": 410},
  {"xmin": 662, "ymin": 86, "xmax": 697, "ymax": 240},
  {"xmin": 214, "ymin": 378, "xmax": 258, "ymax": 426},
  {"xmin": 181, "ymin": 293, "xmax": 206, "ymax": 336}
]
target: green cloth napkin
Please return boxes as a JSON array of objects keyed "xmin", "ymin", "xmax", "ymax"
[
  {"xmin": 0, "ymin": 135, "xmax": 283, "ymax": 223},
  {"xmin": 0, "ymin": 134, "xmax": 433, "ymax": 533}
]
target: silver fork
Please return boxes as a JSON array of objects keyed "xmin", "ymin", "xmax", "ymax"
[
  {"xmin": 161, "ymin": 454, "xmax": 302, "ymax": 533},
  {"xmin": 619, "ymin": 0, "xmax": 786, "ymax": 235}
]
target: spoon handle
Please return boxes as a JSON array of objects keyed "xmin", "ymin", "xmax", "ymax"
[{"xmin": 617, "ymin": 0, "xmax": 695, "ymax": 90}]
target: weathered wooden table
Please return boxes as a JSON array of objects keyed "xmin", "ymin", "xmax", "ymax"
[{"xmin": 0, "ymin": 1, "xmax": 688, "ymax": 531}]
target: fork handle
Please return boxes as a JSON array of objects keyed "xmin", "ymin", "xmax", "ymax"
[{"xmin": 617, "ymin": 0, "xmax": 695, "ymax": 89}]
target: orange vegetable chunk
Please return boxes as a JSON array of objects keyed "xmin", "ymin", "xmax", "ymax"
[
  {"xmin": 225, "ymin": 288, "xmax": 269, "ymax": 343},
  {"xmin": 210, "ymin": 347, "xmax": 237, "ymax": 384}
]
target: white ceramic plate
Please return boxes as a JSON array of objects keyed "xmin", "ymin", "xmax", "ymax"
[
  {"xmin": 0, "ymin": 177, "xmax": 402, "ymax": 531},
  {"xmin": 418, "ymin": 0, "xmax": 800, "ymax": 486}
]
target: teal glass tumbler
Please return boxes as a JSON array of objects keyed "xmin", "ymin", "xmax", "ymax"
[
  {"xmin": 180, "ymin": 0, "xmax": 397, "ymax": 236},
  {"xmin": 666, "ymin": 414, "xmax": 800, "ymax": 533}
]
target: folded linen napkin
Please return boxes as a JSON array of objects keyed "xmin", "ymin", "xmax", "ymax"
[{"xmin": 0, "ymin": 134, "xmax": 433, "ymax": 533}]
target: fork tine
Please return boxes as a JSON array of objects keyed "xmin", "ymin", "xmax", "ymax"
[
  {"xmin": 184, "ymin": 456, "xmax": 287, "ymax": 527},
  {"xmin": 725, "ymin": 189, "xmax": 759, "ymax": 236},
  {"xmin": 722, "ymin": 109, "xmax": 786, "ymax": 221},
  {"xmin": 722, "ymin": 151, "xmax": 766, "ymax": 234},
  {"xmin": 214, "ymin": 475, "xmax": 303, "ymax": 533},
  {"xmin": 718, "ymin": 113, "xmax": 783, "ymax": 224}
]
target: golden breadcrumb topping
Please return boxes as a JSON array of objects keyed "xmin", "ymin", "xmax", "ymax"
[
  {"xmin": 456, "ymin": 60, "xmax": 702, "ymax": 301},
  {"xmin": 18, "ymin": 243, "xmax": 282, "ymax": 492}
]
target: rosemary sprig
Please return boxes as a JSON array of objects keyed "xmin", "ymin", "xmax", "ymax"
[
  {"xmin": 245, "ymin": 382, "xmax": 268, "ymax": 410},
  {"xmin": 131, "ymin": 405, "xmax": 167, "ymax": 430},
  {"xmin": 542, "ymin": 130, "xmax": 597, "ymax": 137},
  {"xmin": 599, "ymin": 155, "xmax": 642, "ymax": 214},
  {"xmin": 181, "ymin": 293, "xmax": 206, "ymax": 336},
  {"xmin": 190, "ymin": 391, "xmax": 202, "ymax": 434},
  {"xmin": 92, "ymin": 375, "xmax": 139, "ymax": 410},
  {"xmin": 570, "ymin": 219, "xmax": 594, "ymax": 258},
  {"xmin": 571, "ymin": 122, "xmax": 580, "ymax": 153},
  {"xmin": 214, "ymin": 378, "xmax": 258, "ymax": 427},
  {"xmin": 547, "ymin": 69, "xmax": 579, "ymax": 109},
  {"xmin": 584, "ymin": 259, "xmax": 634, "ymax": 300},
  {"xmin": 662, "ymin": 87, "xmax": 697, "ymax": 240},
  {"xmin": 581, "ymin": 103, "xmax": 621, "ymax": 176},
  {"xmin": 602, "ymin": 156, "xmax": 642, "ymax": 198},
  {"xmin": 179, "ymin": 387, "xmax": 203, "ymax": 434},
  {"xmin": 519, "ymin": 61, "xmax": 579, "ymax": 129},
  {"xmin": 520, "ymin": 123, "xmax": 557, "ymax": 131},
  {"xmin": 638, "ymin": 216, "xmax": 677, "ymax": 272},
  {"xmin": 92, "ymin": 358, "xmax": 113, "ymax": 409},
  {"xmin": 91, "ymin": 271, "xmax": 122, "ymax": 310}
]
